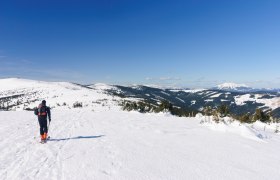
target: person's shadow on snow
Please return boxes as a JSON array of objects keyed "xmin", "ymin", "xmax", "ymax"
[{"xmin": 48, "ymin": 135, "xmax": 104, "ymax": 142}]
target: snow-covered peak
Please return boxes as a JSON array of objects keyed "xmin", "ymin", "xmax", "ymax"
[
  {"xmin": 0, "ymin": 78, "xmax": 79, "ymax": 91},
  {"xmin": 217, "ymin": 83, "xmax": 249, "ymax": 89},
  {"xmin": 216, "ymin": 83, "xmax": 251, "ymax": 91},
  {"xmin": 0, "ymin": 78, "xmax": 42, "ymax": 91},
  {"xmin": 0, "ymin": 77, "xmax": 39, "ymax": 84}
]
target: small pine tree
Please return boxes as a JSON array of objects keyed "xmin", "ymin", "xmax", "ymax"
[
  {"xmin": 158, "ymin": 100, "xmax": 173, "ymax": 112},
  {"xmin": 212, "ymin": 110, "xmax": 220, "ymax": 123},
  {"xmin": 253, "ymin": 109, "xmax": 270, "ymax": 122},
  {"xmin": 217, "ymin": 104, "xmax": 230, "ymax": 117},
  {"xmin": 203, "ymin": 106, "xmax": 212, "ymax": 116}
]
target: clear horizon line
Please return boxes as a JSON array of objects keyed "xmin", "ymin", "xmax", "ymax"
[{"xmin": 0, "ymin": 77, "xmax": 279, "ymax": 90}]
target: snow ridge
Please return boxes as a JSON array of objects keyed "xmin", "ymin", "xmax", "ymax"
[{"xmin": 217, "ymin": 83, "xmax": 249, "ymax": 90}]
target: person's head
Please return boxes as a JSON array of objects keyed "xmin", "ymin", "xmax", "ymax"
[{"xmin": 42, "ymin": 100, "xmax": 46, "ymax": 106}]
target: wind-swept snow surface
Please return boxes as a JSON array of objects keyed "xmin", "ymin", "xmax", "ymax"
[{"xmin": 1, "ymin": 110, "xmax": 280, "ymax": 180}]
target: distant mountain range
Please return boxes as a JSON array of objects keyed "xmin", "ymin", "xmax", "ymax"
[
  {"xmin": 103, "ymin": 84, "xmax": 280, "ymax": 119},
  {"xmin": 212, "ymin": 83, "xmax": 280, "ymax": 93},
  {"xmin": 0, "ymin": 78, "xmax": 279, "ymax": 119}
]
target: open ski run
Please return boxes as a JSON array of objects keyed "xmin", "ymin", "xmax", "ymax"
[{"xmin": 1, "ymin": 110, "xmax": 280, "ymax": 180}]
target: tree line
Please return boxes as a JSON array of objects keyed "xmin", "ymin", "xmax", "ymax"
[{"xmin": 121, "ymin": 100, "xmax": 278, "ymax": 124}]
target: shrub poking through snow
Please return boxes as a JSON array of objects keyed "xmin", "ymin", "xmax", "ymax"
[
  {"xmin": 239, "ymin": 113, "xmax": 252, "ymax": 123},
  {"xmin": 73, "ymin": 102, "xmax": 83, "ymax": 108}
]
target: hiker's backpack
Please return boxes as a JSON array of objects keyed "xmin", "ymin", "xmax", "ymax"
[{"xmin": 38, "ymin": 104, "xmax": 47, "ymax": 116}]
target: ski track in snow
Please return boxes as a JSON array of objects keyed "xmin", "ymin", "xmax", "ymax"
[{"xmin": 1, "ymin": 110, "xmax": 280, "ymax": 180}]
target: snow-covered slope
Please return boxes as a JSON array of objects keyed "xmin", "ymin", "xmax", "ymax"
[
  {"xmin": 1, "ymin": 78, "xmax": 280, "ymax": 179},
  {"xmin": 0, "ymin": 78, "xmax": 120, "ymax": 111},
  {"xmin": 1, "ymin": 110, "xmax": 280, "ymax": 180}
]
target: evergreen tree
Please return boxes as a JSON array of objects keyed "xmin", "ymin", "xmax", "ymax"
[
  {"xmin": 203, "ymin": 106, "xmax": 212, "ymax": 116},
  {"xmin": 158, "ymin": 100, "xmax": 173, "ymax": 112},
  {"xmin": 217, "ymin": 104, "xmax": 230, "ymax": 117},
  {"xmin": 253, "ymin": 109, "xmax": 270, "ymax": 122}
]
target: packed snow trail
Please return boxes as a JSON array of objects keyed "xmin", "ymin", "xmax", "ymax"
[{"xmin": 0, "ymin": 110, "xmax": 280, "ymax": 180}]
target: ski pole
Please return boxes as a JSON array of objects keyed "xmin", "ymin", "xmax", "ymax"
[{"xmin": 48, "ymin": 121, "xmax": 51, "ymax": 138}]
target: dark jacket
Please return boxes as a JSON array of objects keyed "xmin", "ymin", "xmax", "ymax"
[{"xmin": 34, "ymin": 104, "xmax": 51, "ymax": 121}]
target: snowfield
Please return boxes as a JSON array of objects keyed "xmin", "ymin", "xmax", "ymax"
[
  {"xmin": 1, "ymin": 110, "xmax": 280, "ymax": 180},
  {"xmin": 1, "ymin": 78, "xmax": 280, "ymax": 180},
  {"xmin": 234, "ymin": 94, "xmax": 280, "ymax": 110}
]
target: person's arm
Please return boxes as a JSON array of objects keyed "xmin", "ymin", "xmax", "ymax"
[
  {"xmin": 34, "ymin": 108, "xmax": 38, "ymax": 116},
  {"xmin": 47, "ymin": 107, "xmax": 51, "ymax": 121}
]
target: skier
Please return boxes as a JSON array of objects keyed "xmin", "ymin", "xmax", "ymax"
[{"xmin": 34, "ymin": 100, "xmax": 51, "ymax": 143}]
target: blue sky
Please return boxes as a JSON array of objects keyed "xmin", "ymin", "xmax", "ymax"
[{"xmin": 0, "ymin": 0, "xmax": 279, "ymax": 88}]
